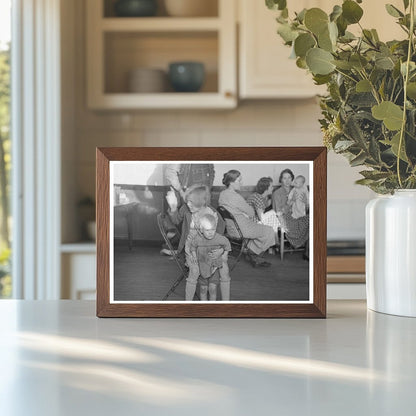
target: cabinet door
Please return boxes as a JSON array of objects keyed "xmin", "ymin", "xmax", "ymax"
[
  {"xmin": 239, "ymin": 0, "xmax": 404, "ymax": 99},
  {"xmin": 239, "ymin": 0, "xmax": 326, "ymax": 99},
  {"xmin": 62, "ymin": 253, "xmax": 96, "ymax": 300}
]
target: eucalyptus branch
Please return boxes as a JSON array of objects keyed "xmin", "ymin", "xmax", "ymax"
[
  {"xmin": 334, "ymin": 68, "xmax": 359, "ymax": 84},
  {"xmin": 390, "ymin": 79, "xmax": 398, "ymax": 101},
  {"xmin": 358, "ymin": 69, "xmax": 381, "ymax": 104},
  {"xmin": 397, "ymin": 0, "xmax": 415, "ymax": 188},
  {"xmin": 393, "ymin": 85, "xmax": 404, "ymax": 103}
]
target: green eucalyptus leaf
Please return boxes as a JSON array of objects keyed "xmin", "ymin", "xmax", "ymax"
[
  {"xmin": 266, "ymin": 0, "xmax": 287, "ymax": 11},
  {"xmin": 350, "ymin": 151, "xmax": 368, "ymax": 167},
  {"xmin": 401, "ymin": 61, "xmax": 416, "ymax": 76},
  {"xmin": 384, "ymin": 132, "xmax": 409, "ymax": 162},
  {"xmin": 360, "ymin": 170, "xmax": 391, "ymax": 180},
  {"xmin": 356, "ymin": 79, "xmax": 372, "ymax": 92},
  {"xmin": 407, "ymin": 82, "xmax": 416, "ymax": 99},
  {"xmin": 393, "ymin": 60, "xmax": 402, "ymax": 79},
  {"xmin": 328, "ymin": 21, "xmax": 338, "ymax": 44},
  {"xmin": 278, "ymin": 0, "xmax": 287, "ymax": 11},
  {"xmin": 371, "ymin": 29, "xmax": 380, "ymax": 42},
  {"xmin": 399, "ymin": 14, "xmax": 411, "ymax": 29},
  {"xmin": 265, "ymin": 0, "xmax": 276, "ymax": 10},
  {"xmin": 363, "ymin": 29, "xmax": 376, "ymax": 45},
  {"xmin": 276, "ymin": 14, "xmax": 287, "ymax": 24},
  {"xmin": 350, "ymin": 54, "xmax": 368, "ymax": 70},
  {"xmin": 333, "ymin": 60, "xmax": 353, "ymax": 70},
  {"xmin": 296, "ymin": 57, "xmax": 308, "ymax": 69},
  {"xmin": 294, "ymin": 33, "xmax": 316, "ymax": 58},
  {"xmin": 304, "ymin": 8, "xmax": 328, "ymax": 35},
  {"xmin": 330, "ymin": 5, "xmax": 342, "ymax": 22},
  {"xmin": 336, "ymin": 15, "xmax": 348, "ymax": 36},
  {"xmin": 355, "ymin": 178, "xmax": 377, "ymax": 186},
  {"xmin": 343, "ymin": 115, "xmax": 366, "ymax": 147},
  {"xmin": 342, "ymin": 0, "xmax": 364, "ymax": 24},
  {"xmin": 375, "ymin": 55, "xmax": 395, "ymax": 70},
  {"xmin": 281, "ymin": 7, "xmax": 288, "ymax": 19},
  {"xmin": 296, "ymin": 8, "xmax": 307, "ymax": 23},
  {"xmin": 369, "ymin": 136, "xmax": 382, "ymax": 163},
  {"xmin": 339, "ymin": 31, "xmax": 356, "ymax": 43},
  {"xmin": 408, "ymin": 109, "xmax": 416, "ymax": 138},
  {"xmin": 277, "ymin": 23, "xmax": 299, "ymax": 43},
  {"xmin": 306, "ymin": 48, "xmax": 335, "ymax": 75},
  {"xmin": 378, "ymin": 78, "xmax": 386, "ymax": 100},
  {"xmin": 385, "ymin": 4, "xmax": 404, "ymax": 18},
  {"xmin": 372, "ymin": 101, "xmax": 404, "ymax": 130},
  {"xmin": 403, "ymin": 0, "xmax": 409, "ymax": 10},
  {"xmin": 318, "ymin": 27, "xmax": 334, "ymax": 52},
  {"xmin": 313, "ymin": 74, "xmax": 332, "ymax": 85},
  {"xmin": 334, "ymin": 139, "xmax": 355, "ymax": 151},
  {"xmin": 370, "ymin": 68, "xmax": 385, "ymax": 84}
]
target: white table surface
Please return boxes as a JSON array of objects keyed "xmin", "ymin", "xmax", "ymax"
[{"xmin": 0, "ymin": 300, "xmax": 415, "ymax": 416}]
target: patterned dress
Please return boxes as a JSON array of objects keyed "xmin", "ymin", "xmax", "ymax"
[
  {"xmin": 246, "ymin": 192, "xmax": 267, "ymax": 221},
  {"xmin": 247, "ymin": 192, "xmax": 280, "ymax": 233},
  {"xmin": 218, "ymin": 188, "xmax": 275, "ymax": 255},
  {"xmin": 272, "ymin": 186, "xmax": 309, "ymax": 248}
]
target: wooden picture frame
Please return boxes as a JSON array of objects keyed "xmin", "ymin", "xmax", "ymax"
[{"xmin": 96, "ymin": 147, "xmax": 327, "ymax": 317}]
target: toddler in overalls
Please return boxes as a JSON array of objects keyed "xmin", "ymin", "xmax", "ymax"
[{"xmin": 187, "ymin": 214, "xmax": 231, "ymax": 301}]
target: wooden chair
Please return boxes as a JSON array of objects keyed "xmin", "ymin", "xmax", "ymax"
[
  {"xmin": 216, "ymin": 206, "xmax": 250, "ymax": 271},
  {"xmin": 277, "ymin": 222, "xmax": 305, "ymax": 261}
]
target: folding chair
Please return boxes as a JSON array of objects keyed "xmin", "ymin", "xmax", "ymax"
[
  {"xmin": 156, "ymin": 213, "xmax": 188, "ymax": 300},
  {"xmin": 217, "ymin": 206, "xmax": 250, "ymax": 271}
]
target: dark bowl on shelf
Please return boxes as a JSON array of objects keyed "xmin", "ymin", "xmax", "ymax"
[
  {"xmin": 168, "ymin": 61, "xmax": 205, "ymax": 92},
  {"xmin": 114, "ymin": 0, "xmax": 158, "ymax": 17}
]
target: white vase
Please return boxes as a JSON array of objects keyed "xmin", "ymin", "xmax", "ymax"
[{"xmin": 366, "ymin": 189, "xmax": 416, "ymax": 317}]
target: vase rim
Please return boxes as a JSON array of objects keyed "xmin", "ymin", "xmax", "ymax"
[{"xmin": 395, "ymin": 189, "xmax": 416, "ymax": 194}]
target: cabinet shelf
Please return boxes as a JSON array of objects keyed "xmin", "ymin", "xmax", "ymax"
[
  {"xmin": 89, "ymin": 92, "xmax": 235, "ymax": 110},
  {"xmin": 101, "ymin": 17, "xmax": 221, "ymax": 32},
  {"xmin": 86, "ymin": 0, "xmax": 236, "ymax": 109}
]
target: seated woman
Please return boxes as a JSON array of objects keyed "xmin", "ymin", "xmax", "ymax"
[
  {"xmin": 246, "ymin": 176, "xmax": 280, "ymax": 234},
  {"xmin": 218, "ymin": 170, "xmax": 275, "ymax": 267},
  {"xmin": 165, "ymin": 184, "xmax": 229, "ymax": 301},
  {"xmin": 272, "ymin": 169, "xmax": 309, "ymax": 259}
]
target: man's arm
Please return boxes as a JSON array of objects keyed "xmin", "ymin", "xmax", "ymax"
[{"xmin": 165, "ymin": 164, "xmax": 182, "ymax": 191}]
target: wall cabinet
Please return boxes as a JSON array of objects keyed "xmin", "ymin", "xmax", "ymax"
[
  {"xmin": 238, "ymin": 0, "xmax": 404, "ymax": 99},
  {"xmin": 86, "ymin": 0, "xmax": 237, "ymax": 109},
  {"xmin": 238, "ymin": 0, "xmax": 326, "ymax": 99}
]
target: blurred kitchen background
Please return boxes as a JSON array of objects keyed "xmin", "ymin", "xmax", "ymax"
[{"xmin": 5, "ymin": 0, "xmax": 403, "ymax": 300}]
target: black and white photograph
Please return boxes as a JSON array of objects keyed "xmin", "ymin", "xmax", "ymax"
[{"xmin": 109, "ymin": 161, "xmax": 313, "ymax": 303}]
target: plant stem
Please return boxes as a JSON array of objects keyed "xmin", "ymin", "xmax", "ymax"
[
  {"xmin": 334, "ymin": 68, "xmax": 358, "ymax": 84},
  {"xmin": 397, "ymin": 0, "xmax": 415, "ymax": 188},
  {"xmin": 358, "ymin": 69, "xmax": 381, "ymax": 104}
]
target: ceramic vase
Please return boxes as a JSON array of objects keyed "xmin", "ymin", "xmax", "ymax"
[
  {"xmin": 366, "ymin": 190, "xmax": 416, "ymax": 317},
  {"xmin": 168, "ymin": 62, "xmax": 205, "ymax": 92},
  {"xmin": 114, "ymin": 0, "xmax": 157, "ymax": 17}
]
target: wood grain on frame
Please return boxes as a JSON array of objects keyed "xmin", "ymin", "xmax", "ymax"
[{"xmin": 96, "ymin": 147, "xmax": 327, "ymax": 318}]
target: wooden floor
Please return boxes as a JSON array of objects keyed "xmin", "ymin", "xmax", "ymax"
[{"xmin": 114, "ymin": 243, "xmax": 310, "ymax": 302}]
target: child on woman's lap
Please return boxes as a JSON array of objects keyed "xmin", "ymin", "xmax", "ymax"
[{"xmin": 288, "ymin": 175, "xmax": 309, "ymax": 219}]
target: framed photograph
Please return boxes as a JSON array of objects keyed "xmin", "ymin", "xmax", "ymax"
[{"xmin": 96, "ymin": 147, "xmax": 327, "ymax": 317}]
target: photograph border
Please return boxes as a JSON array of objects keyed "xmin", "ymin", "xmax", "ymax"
[{"xmin": 96, "ymin": 147, "xmax": 327, "ymax": 318}]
